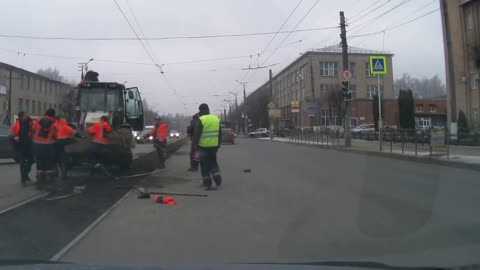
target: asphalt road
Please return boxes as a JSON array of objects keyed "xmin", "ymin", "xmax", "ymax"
[
  {"xmin": 61, "ymin": 138, "xmax": 480, "ymax": 267},
  {"xmin": 0, "ymin": 139, "xmax": 184, "ymax": 260}
]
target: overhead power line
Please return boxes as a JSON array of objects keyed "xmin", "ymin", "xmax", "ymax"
[
  {"xmin": 348, "ymin": 0, "xmax": 394, "ymax": 24},
  {"xmin": 0, "ymin": 26, "xmax": 337, "ymax": 41},
  {"xmin": 239, "ymin": 0, "xmax": 304, "ymax": 84},
  {"xmin": 348, "ymin": 0, "xmax": 385, "ymax": 21},
  {"xmin": 349, "ymin": 0, "xmax": 413, "ymax": 34},
  {"xmin": 349, "ymin": 8, "xmax": 440, "ymax": 39}
]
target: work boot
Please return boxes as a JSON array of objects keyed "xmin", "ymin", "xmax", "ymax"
[
  {"xmin": 35, "ymin": 175, "xmax": 46, "ymax": 190},
  {"xmin": 45, "ymin": 175, "xmax": 57, "ymax": 194},
  {"xmin": 212, "ymin": 173, "xmax": 222, "ymax": 187}
]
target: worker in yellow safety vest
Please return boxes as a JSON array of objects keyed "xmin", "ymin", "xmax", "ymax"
[{"xmin": 191, "ymin": 103, "xmax": 222, "ymax": 190}]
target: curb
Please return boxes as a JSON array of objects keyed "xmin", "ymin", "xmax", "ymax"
[{"xmin": 264, "ymin": 138, "xmax": 480, "ymax": 172}]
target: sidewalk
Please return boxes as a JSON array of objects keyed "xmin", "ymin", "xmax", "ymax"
[{"xmin": 259, "ymin": 137, "xmax": 480, "ymax": 169}]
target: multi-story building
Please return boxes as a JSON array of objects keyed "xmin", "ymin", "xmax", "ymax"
[
  {"xmin": 414, "ymin": 98, "xmax": 448, "ymax": 129},
  {"xmin": 440, "ymin": 0, "xmax": 480, "ymax": 131},
  {"xmin": 266, "ymin": 46, "xmax": 394, "ymax": 128},
  {"xmin": 0, "ymin": 62, "xmax": 74, "ymax": 121}
]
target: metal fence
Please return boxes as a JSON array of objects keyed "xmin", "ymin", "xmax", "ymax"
[
  {"xmin": 379, "ymin": 128, "xmax": 449, "ymax": 158},
  {"xmin": 288, "ymin": 128, "xmax": 343, "ymax": 146}
]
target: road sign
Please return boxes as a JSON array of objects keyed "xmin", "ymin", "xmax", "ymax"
[
  {"xmin": 303, "ymin": 102, "xmax": 319, "ymax": 116},
  {"xmin": 342, "ymin": 70, "xmax": 352, "ymax": 81},
  {"xmin": 268, "ymin": 109, "xmax": 281, "ymax": 118},
  {"xmin": 369, "ymin": 56, "xmax": 387, "ymax": 75},
  {"xmin": 291, "ymin": 101, "xmax": 300, "ymax": 113},
  {"xmin": 267, "ymin": 102, "xmax": 276, "ymax": 109}
]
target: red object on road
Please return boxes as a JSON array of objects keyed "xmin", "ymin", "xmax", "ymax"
[{"xmin": 153, "ymin": 195, "xmax": 176, "ymax": 205}]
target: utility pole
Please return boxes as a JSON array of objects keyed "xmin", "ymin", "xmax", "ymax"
[
  {"xmin": 236, "ymin": 80, "xmax": 248, "ymax": 135},
  {"xmin": 269, "ymin": 69, "xmax": 274, "ymax": 140},
  {"xmin": 340, "ymin": 11, "xmax": 352, "ymax": 147}
]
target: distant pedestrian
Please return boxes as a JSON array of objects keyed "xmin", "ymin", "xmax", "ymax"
[
  {"xmin": 32, "ymin": 108, "xmax": 58, "ymax": 191},
  {"xmin": 146, "ymin": 117, "xmax": 168, "ymax": 170},
  {"xmin": 192, "ymin": 103, "xmax": 222, "ymax": 190},
  {"xmin": 8, "ymin": 112, "xmax": 33, "ymax": 186},
  {"xmin": 187, "ymin": 113, "xmax": 199, "ymax": 171}
]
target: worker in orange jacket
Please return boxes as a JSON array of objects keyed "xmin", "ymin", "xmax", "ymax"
[
  {"xmin": 32, "ymin": 108, "xmax": 58, "ymax": 191},
  {"xmin": 8, "ymin": 111, "xmax": 33, "ymax": 186},
  {"xmin": 55, "ymin": 117, "xmax": 76, "ymax": 181},
  {"xmin": 146, "ymin": 117, "xmax": 168, "ymax": 170},
  {"xmin": 87, "ymin": 115, "xmax": 113, "ymax": 176}
]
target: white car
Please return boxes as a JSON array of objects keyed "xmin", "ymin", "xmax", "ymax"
[
  {"xmin": 249, "ymin": 128, "xmax": 269, "ymax": 138},
  {"xmin": 170, "ymin": 130, "xmax": 180, "ymax": 138},
  {"xmin": 352, "ymin": 124, "xmax": 376, "ymax": 134}
]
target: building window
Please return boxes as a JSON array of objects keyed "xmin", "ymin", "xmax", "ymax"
[
  {"xmin": 37, "ymin": 101, "xmax": 41, "ymax": 115},
  {"xmin": 320, "ymin": 62, "xmax": 338, "ymax": 77},
  {"xmin": 416, "ymin": 117, "xmax": 431, "ymax": 129},
  {"xmin": 471, "ymin": 74, "xmax": 479, "ymax": 90},
  {"xmin": 49, "ymin": 103, "xmax": 52, "ymax": 109},
  {"xmin": 465, "ymin": 9, "xmax": 473, "ymax": 30},
  {"xmin": 299, "ymin": 66, "xmax": 305, "ymax": 88},
  {"xmin": 429, "ymin": 104, "xmax": 437, "ymax": 113},
  {"xmin": 320, "ymin": 84, "xmax": 339, "ymax": 93},
  {"xmin": 43, "ymin": 102, "xmax": 47, "ymax": 112},
  {"xmin": 27, "ymin": 76, "xmax": 30, "ymax": 89},
  {"xmin": 32, "ymin": 100, "xmax": 36, "ymax": 115},
  {"xmin": 20, "ymin": 74, "xmax": 24, "ymax": 89},
  {"xmin": 25, "ymin": 99, "xmax": 30, "ymax": 114},
  {"xmin": 416, "ymin": 105, "xmax": 424, "ymax": 113},
  {"xmin": 365, "ymin": 63, "xmax": 376, "ymax": 78},
  {"xmin": 368, "ymin": 85, "xmax": 384, "ymax": 99},
  {"xmin": 33, "ymin": 79, "xmax": 37, "ymax": 92},
  {"xmin": 350, "ymin": 62, "xmax": 356, "ymax": 78},
  {"xmin": 349, "ymin": 84, "xmax": 357, "ymax": 99},
  {"xmin": 49, "ymin": 82, "xmax": 53, "ymax": 96},
  {"xmin": 18, "ymin": 98, "xmax": 23, "ymax": 112}
]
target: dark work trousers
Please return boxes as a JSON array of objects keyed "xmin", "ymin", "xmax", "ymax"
[
  {"xmin": 154, "ymin": 139, "xmax": 166, "ymax": 169},
  {"xmin": 199, "ymin": 147, "xmax": 222, "ymax": 187},
  {"xmin": 55, "ymin": 143, "xmax": 66, "ymax": 179},
  {"xmin": 189, "ymin": 141, "xmax": 199, "ymax": 170},
  {"xmin": 16, "ymin": 142, "xmax": 33, "ymax": 183},
  {"xmin": 34, "ymin": 143, "xmax": 57, "ymax": 173},
  {"xmin": 88, "ymin": 142, "xmax": 112, "ymax": 177}
]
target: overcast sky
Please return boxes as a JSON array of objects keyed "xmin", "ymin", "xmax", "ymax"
[{"xmin": 0, "ymin": 0, "xmax": 445, "ymax": 115}]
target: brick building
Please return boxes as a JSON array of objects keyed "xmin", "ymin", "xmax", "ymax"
[
  {"xmin": 440, "ymin": 0, "xmax": 480, "ymax": 131},
  {"xmin": 0, "ymin": 62, "xmax": 74, "ymax": 122},
  {"xmin": 264, "ymin": 46, "xmax": 395, "ymax": 128}
]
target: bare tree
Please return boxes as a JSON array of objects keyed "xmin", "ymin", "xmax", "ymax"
[{"xmin": 37, "ymin": 67, "xmax": 65, "ymax": 82}]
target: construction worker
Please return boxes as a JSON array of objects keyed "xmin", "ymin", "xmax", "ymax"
[
  {"xmin": 192, "ymin": 103, "xmax": 222, "ymax": 190},
  {"xmin": 55, "ymin": 117, "xmax": 76, "ymax": 181},
  {"xmin": 187, "ymin": 113, "xmax": 199, "ymax": 171},
  {"xmin": 87, "ymin": 115, "xmax": 113, "ymax": 176},
  {"xmin": 146, "ymin": 117, "xmax": 168, "ymax": 170},
  {"xmin": 8, "ymin": 112, "xmax": 33, "ymax": 186},
  {"xmin": 32, "ymin": 108, "xmax": 58, "ymax": 191}
]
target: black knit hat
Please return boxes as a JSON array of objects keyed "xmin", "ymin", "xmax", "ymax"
[
  {"xmin": 198, "ymin": 103, "xmax": 209, "ymax": 113},
  {"xmin": 45, "ymin": 108, "xmax": 55, "ymax": 117}
]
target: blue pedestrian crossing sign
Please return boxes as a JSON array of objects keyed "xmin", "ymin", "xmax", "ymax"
[{"xmin": 369, "ymin": 56, "xmax": 387, "ymax": 75}]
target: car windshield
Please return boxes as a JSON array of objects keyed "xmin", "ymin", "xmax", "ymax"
[{"xmin": 1, "ymin": 1, "xmax": 479, "ymax": 268}]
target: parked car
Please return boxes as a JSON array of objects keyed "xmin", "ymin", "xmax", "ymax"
[
  {"xmin": 170, "ymin": 130, "xmax": 180, "ymax": 138},
  {"xmin": 221, "ymin": 128, "xmax": 235, "ymax": 144},
  {"xmin": 352, "ymin": 124, "xmax": 375, "ymax": 134},
  {"xmin": 135, "ymin": 127, "xmax": 154, "ymax": 144},
  {"xmin": 248, "ymin": 128, "xmax": 269, "ymax": 138},
  {"xmin": 0, "ymin": 125, "xmax": 16, "ymax": 161}
]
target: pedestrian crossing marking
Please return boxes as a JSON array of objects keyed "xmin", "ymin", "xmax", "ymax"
[{"xmin": 374, "ymin": 60, "xmax": 384, "ymax": 70}]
